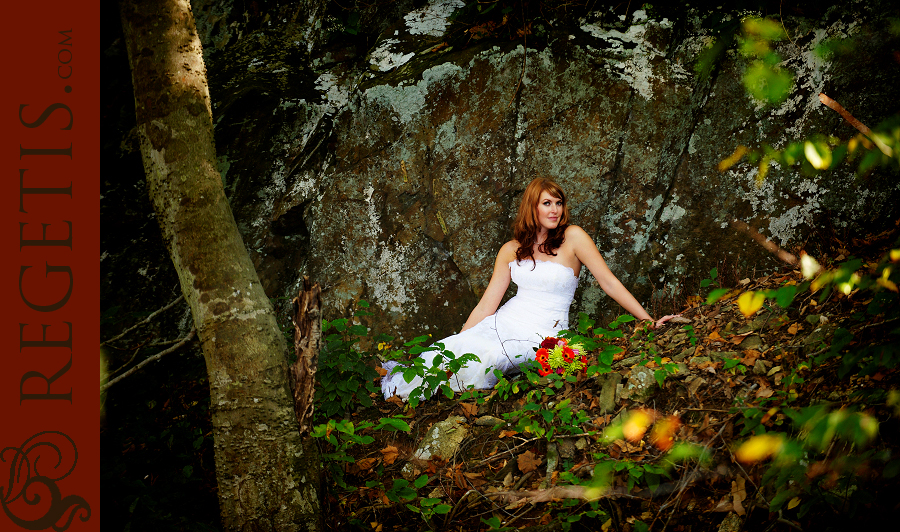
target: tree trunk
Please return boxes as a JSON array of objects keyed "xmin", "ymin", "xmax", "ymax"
[
  {"xmin": 119, "ymin": 1, "xmax": 322, "ymax": 530},
  {"xmin": 290, "ymin": 277, "xmax": 321, "ymax": 435}
]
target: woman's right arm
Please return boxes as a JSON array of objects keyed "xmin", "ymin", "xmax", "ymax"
[{"xmin": 460, "ymin": 241, "xmax": 517, "ymax": 332}]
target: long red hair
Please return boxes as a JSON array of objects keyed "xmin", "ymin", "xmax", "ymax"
[{"xmin": 513, "ymin": 177, "xmax": 570, "ymax": 264}]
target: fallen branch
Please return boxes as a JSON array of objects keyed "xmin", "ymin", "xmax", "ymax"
[
  {"xmin": 483, "ymin": 484, "xmax": 645, "ymax": 504},
  {"xmin": 818, "ymin": 93, "xmax": 893, "ymax": 157},
  {"xmin": 730, "ymin": 218, "xmax": 798, "ymax": 266},
  {"xmin": 101, "ymin": 328, "xmax": 196, "ymax": 392}
]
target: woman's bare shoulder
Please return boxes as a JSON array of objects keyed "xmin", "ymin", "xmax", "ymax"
[
  {"xmin": 498, "ymin": 240, "xmax": 519, "ymax": 262},
  {"xmin": 564, "ymin": 225, "xmax": 590, "ymax": 239}
]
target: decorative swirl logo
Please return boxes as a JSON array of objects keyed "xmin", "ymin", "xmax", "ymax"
[{"xmin": 1, "ymin": 431, "xmax": 91, "ymax": 531}]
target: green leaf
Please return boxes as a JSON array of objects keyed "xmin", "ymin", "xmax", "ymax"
[
  {"xmin": 743, "ymin": 62, "xmax": 793, "ymax": 105},
  {"xmin": 405, "ymin": 335, "xmax": 430, "ymax": 346},
  {"xmin": 775, "ymin": 285, "xmax": 798, "ymax": 308},
  {"xmin": 706, "ymin": 288, "xmax": 731, "ymax": 305},
  {"xmin": 433, "ymin": 504, "xmax": 452, "ymax": 514},
  {"xmin": 377, "ymin": 417, "xmax": 411, "ymax": 432},
  {"xmin": 409, "ymin": 345, "xmax": 436, "ymax": 355},
  {"xmin": 348, "ymin": 324, "xmax": 367, "ymax": 336},
  {"xmin": 414, "ymin": 474, "xmax": 429, "ymax": 489}
]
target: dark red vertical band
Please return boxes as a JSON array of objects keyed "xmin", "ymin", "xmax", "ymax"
[{"xmin": 1, "ymin": 1, "xmax": 100, "ymax": 531}]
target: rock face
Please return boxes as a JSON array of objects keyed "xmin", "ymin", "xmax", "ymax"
[{"xmin": 103, "ymin": 1, "xmax": 900, "ymax": 344}]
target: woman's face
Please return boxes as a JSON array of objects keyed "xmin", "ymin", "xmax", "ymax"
[{"xmin": 536, "ymin": 191, "xmax": 563, "ymax": 232}]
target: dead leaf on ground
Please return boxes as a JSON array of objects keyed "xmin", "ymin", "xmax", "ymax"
[
  {"xmin": 386, "ymin": 395, "xmax": 403, "ymax": 407},
  {"xmin": 380, "ymin": 445, "xmax": 399, "ymax": 465},
  {"xmin": 756, "ymin": 386, "xmax": 775, "ymax": 399},
  {"xmin": 357, "ymin": 457, "xmax": 377, "ymax": 471},
  {"xmin": 729, "ymin": 332, "xmax": 752, "ymax": 345},
  {"xmin": 499, "ymin": 429, "xmax": 518, "ymax": 438},
  {"xmin": 459, "ymin": 402, "xmax": 477, "ymax": 419},
  {"xmin": 731, "ymin": 476, "xmax": 747, "ymax": 516},
  {"xmin": 518, "ymin": 450, "xmax": 542, "ymax": 473}
]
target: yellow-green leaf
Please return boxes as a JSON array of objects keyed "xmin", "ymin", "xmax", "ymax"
[
  {"xmin": 800, "ymin": 254, "xmax": 821, "ymax": 279},
  {"xmin": 735, "ymin": 434, "xmax": 783, "ymax": 463},
  {"xmin": 737, "ymin": 291, "xmax": 766, "ymax": 318},
  {"xmin": 787, "ymin": 497, "xmax": 801, "ymax": 510},
  {"xmin": 804, "ymin": 141, "xmax": 832, "ymax": 170}
]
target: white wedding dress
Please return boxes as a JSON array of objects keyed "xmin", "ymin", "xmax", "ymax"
[{"xmin": 381, "ymin": 259, "xmax": 579, "ymax": 400}]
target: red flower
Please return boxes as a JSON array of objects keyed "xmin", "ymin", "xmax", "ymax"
[
  {"xmin": 562, "ymin": 347, "xmax": 576, "ymax": 363},
  {"xmin": 540, "ymin": 337, "xmax": 560, "ymax": 350}
]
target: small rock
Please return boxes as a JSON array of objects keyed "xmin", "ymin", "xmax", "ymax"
[
  {"xmin": 717, "ymin": 512, "xmax": 742, "ymax": 532},
  {"xmin": 620, "ymin": 366, "xmax": 656, "ymax": 403},
  {"xmin": 806, "ymin": 314, "xmax": 821, "ymax": 325},
  {"xmin": 753, "ymin": 359, "xmax": 772, "ymax": 375},
  {"xmin": 740, "ymin": 335, "xmax": 763, "ymax": 350},
  {"xmin": 673, "ymin": 347, "xmax": 694, "ymax": 362},
  {"xmin": 575, "ymin": 437, "xmax": 588, "ymax": 450},
  {"xmin": 402, "ymin": 416, "xmax": 468, "ymax": 479},
  {"xmin": 690, "ymin": 356, "xmax": 711, "ymax": 365},
  {"xmin": 617, "ymin": 355, "xmax": 643, "ymax": 367},
  {"xmin": 557, "ymin": 438, "xmax": 575, "ymax": 459},
  {"xmin": 475, "ymin": 415, "xmax": 504, "ymax": 427},
  {"xmin": 595, "ymin": 372, "xmax": 622, "ymax": 414}
]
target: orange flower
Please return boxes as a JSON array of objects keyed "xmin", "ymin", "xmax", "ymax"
[
  {"xmin": 537, "ymin": 361, "xmax": 552, "ymax": 377},
  {"xmin": 563, "ymin": 347, "xmax": 575, "ymax": 363},
  {"xmin": 535, "ymin": 348, "xmax": 549, "ymax": 364}
]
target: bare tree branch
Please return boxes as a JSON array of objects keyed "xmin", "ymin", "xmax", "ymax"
[
  {"xmin": 818, "ymin": 92, "xmax": 893, "ymax": 157},
  {"xmin": 730, "ymin": 218, "xmax": 798, "ymax": 266},
  {"xmin": 102, "ymin": 294, "xmax": 184, "ymax": 347},
  {"xmin": 101, "ymin": 328, "xmax": 196, "ymax": 392}
]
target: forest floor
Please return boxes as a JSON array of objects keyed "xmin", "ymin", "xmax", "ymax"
[
  {"xmin": 319, "ymin": 236, "xmax": 900, "ymax": 532},
  {"xmin": 100, "ymin": 234, "xmax": 900, "ymax": 532}
]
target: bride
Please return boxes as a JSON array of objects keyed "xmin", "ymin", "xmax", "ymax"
[{"xmin": 381, "ymin": 177, "xmax": 666, "ymax": 401}]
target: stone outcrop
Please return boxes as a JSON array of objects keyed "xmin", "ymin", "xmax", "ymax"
[{"xmin": 102, "ymin": 1, "xmax": 900, "ymax": 344}]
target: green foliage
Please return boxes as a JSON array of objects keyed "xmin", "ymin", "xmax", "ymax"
[
  {"xmin": 316, "ymin": 302, "xmax": 381, "ymax": 418},
  {"xmin": 701, "ymin": 267, "xmax": 732, "ymax": 304},
  {"xmin": 738, "ymin": 17, "xmax": 793, "ymax": 105},
  {"xmin": 739, "ymin": 404, "xmax": 889, "ymax": 519},
  {"xmin": 559, "ymin": 312, "xmax": 627, "ymax": 377},
  {"xmin": 682, "ymin": 324, "xmax": 698, "ymax": 346},
  {"xmin": 727, "ymin": 247, "xmax": 900, "ymax": 521},
  {"xmin": 382, "ymin": 336, "xmax": 480, "ymax": 407}
]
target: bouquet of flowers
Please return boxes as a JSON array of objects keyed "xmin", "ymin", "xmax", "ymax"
[{"xmin": 534, "ymin": 337, "xmax": 588, "ymax": 377}]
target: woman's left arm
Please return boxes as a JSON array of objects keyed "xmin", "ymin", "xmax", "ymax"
[{"xmin": 569, "ymin": 226, "xmax": 653, "ymax": 322}]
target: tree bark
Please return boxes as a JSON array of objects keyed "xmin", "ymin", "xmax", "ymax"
[
  {"xmin": 119, "ymin": 1, "xmax": 322, "ymax": 530},
  {"xmin": 290, "ymin": 277, "xmax": 321, "ymax": 435}
]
